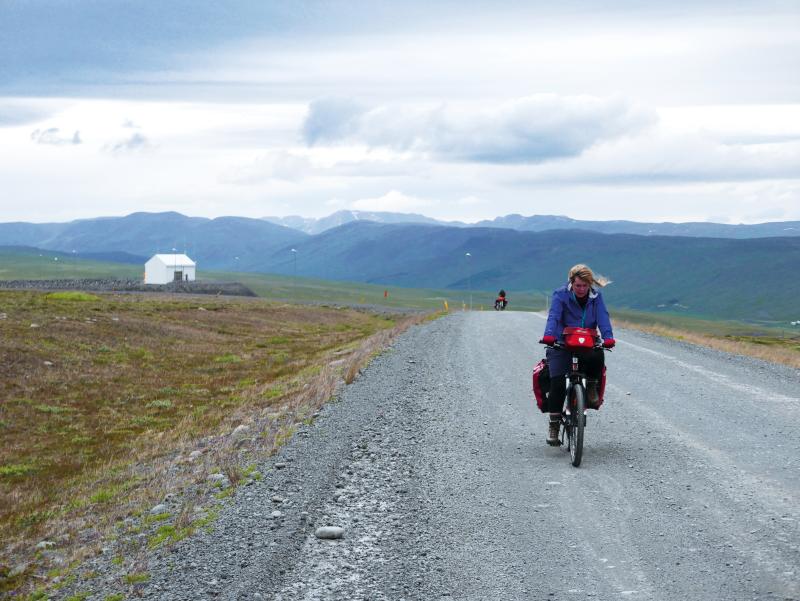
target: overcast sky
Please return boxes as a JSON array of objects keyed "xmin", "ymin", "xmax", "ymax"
[{"xmin": 1, "ymin": 0, "xmax": 799, "ymax": 224}]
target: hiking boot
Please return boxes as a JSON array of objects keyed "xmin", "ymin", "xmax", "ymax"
[
  {"xmin": 586, "ymin": 380, "xmax": 599, "ymax": 407},
  {"xmin": 546, "ymin": 415, "xmax": 561, "ymax": 446}
]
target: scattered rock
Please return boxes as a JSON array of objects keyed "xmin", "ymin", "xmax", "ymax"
[
  {"xmin": 150, "ymin": 504, "xmax": 168, "ymax": 515},
  {"xmin": 230, "ymin": 424, "xmax": 250, "ymax": 439},
  {"xmin": 43, "ymin": 361, "xmax": 54, "ymax": 366},
  {"xmin": 274, "ymin": 462, "xmax": 287, "ymax": 470},
  {"xmin": 270, "ymin": 510, "xmax": 284, "ymax": 519},
  {"xmin": 188, "ymin": 450, "xmax": 203, "ymax": 460},
  {"xmin": 314, "ymin": 526, "xmax": 345, "ymax": 540},
  {"xmin": 271, "ymin": 495, "xmax": 284, "ymax": 503},
  {"xmin": 35, "ymin": 540, "xmax": 55, "ymax": 550},
  {"xmin": 30, "ymin": 323, "xmax": 40, "ymax": 328}
]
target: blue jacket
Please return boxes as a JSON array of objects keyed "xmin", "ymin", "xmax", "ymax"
[{"xmin": 544, "ymin": 284, "xmax": 613, "ymax": 341}]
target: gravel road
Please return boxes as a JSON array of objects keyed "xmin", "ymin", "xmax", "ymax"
[{"xmin": 103, "ymin": 311, "xmax": 799, "ymax": 601}]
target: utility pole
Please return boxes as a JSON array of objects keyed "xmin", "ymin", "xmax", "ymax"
[
  {"xmin": 291, "ymin": 248, "xmax": 297, "ymax": 300},
  {"xmin": 465, "ymin": 252, "xmax": 472, "ymax": 311}
]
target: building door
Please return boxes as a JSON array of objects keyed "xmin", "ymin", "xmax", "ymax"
[{"xmin": 173, "ymin": 271, "xmax": 183, "ymax": 281}]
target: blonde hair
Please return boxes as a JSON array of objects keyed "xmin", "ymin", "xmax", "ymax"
[{"xmin": 568, "ymin": 264, "xmax": 611, "ymax": 288}]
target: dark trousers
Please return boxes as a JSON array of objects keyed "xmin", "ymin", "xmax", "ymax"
[{"xmin": 546, "ymin": 349, "xmax": 605, "ymax": 413}]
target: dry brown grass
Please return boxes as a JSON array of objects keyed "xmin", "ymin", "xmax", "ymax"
[
  {"xmin": 616, "ymin": 318, "xmax": 800, "ymax": 369},
  {"xmin": 0, "ymin": 290, "xmax": 429, "ymax": 596}
]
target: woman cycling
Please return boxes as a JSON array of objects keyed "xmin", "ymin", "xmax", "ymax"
[{"xmin": 540, "ymin": 264, "xmax": 615, "ymax": 445}]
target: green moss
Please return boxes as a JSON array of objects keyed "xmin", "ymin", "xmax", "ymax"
[
  {"xmin": 0, "ymin": 463, "xmax": 36, "ymax": 477},
  {"xmin": 90, "ymin": 484, "xmax": 123, "ymax": 504},
  {"xmin": 65, "ymin": 592, "xmax": 90, "ymax": 601},
  {"xmin": 263, "ymin": 386, "xmax": 283, "ymax": 399},
  {"xmin": 45, "ymin": 291, "xmax": 101, "ymax": 302},
  {"xmin": 143, "ymin": 512, "xmax": 171, "ymax": 525},
  {"xmin": 147, "ymin": 525, "xmax": 177, "ymax": 549},
  {"xmin": 213, "ymin": 353, "xmax": 241, "ymax": 363},
  {"xmin": 105, "ymin": 595, "xmax": 125, "ymax": 601},
  {"xmin": 127, "ymin": 347, "xmax": 153, "ymax": 361},
  {"xmin": 145, "ymin": 399, "xmax": 173, "ymax": 409},
  {"xmin": 215, "ymin": 487, "xmax": 234, "ymax": 500},
  {"xmin": 53, "ymin": 574, "xmax": 76, "ymax": 590},
  {"xmin": 35, "ymin": 404, "xmax": 73, "ymax": 414}
]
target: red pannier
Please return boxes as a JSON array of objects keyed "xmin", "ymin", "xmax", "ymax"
[
  {"xmin": 532, "ymin": 358, "xmax": 550, "ymax": 413},
  {"xmin": 562, "ymin": 326, "xmax": 597, "ymax": 350},
  {"xmin": 593, "ymin": 365, "xmax": 607, "ymax": 410}
]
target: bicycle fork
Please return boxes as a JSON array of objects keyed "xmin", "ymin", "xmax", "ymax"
[{"xmin": 564, "ymin": 357, "xmax": 587, "ymax": 425}]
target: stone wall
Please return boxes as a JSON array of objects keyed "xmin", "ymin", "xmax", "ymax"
[{"xmin": 0, "ymin": 279, "xmax": 257, "ymax": 297}]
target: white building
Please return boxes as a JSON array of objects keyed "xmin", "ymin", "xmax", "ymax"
[{"xmin": 144, "ymin": 254, "xmax": 196, "ymax": 284}]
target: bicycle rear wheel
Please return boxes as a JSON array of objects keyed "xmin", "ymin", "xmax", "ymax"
[{"xmin": 569, "ymin": 384, "xmax": 585, "ymax": 467}]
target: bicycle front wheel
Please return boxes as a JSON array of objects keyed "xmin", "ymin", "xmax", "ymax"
[{"xmin": 569, "ymin": 384, "xmax": 585, "ymax": 467}]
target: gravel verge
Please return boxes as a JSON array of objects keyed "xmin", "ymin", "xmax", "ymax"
[{"xmin": 50, "ymin": 311, "xmax": 800, "ymax": 601}]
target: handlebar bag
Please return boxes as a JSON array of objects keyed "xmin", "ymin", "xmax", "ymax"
[
  {"xmin": 562, "ymin": 327, "xmax": 597, "ymax": 350},
  {"xmin": 532, "ymin": 358, "xmax": 550, "ymax": 413}
]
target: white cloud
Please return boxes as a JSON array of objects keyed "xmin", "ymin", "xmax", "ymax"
[
  {"xmin": 222, "ymin": 151, "xmax": 313, "ymax": 184},
  {"xmin": 511, "ymin": 130, "xmax": 800, "ymax": 185},
  {"xmin": 303, "ymin": 95, "xmax": 656, "ymax": 164},
  {"xmin": 350, "ymin": 190, "xmax": 434, "ymax": 212},
  {"xmin": 0, "ymin": 100, "xmax": 56, "ymax": 127},
  {"xmin": 30, "ymin": 127, "xmax": 81, "ymax": 146},
  {"xmin": 105, "ymin": 132, "xmax": 152, "ymax": 154}
]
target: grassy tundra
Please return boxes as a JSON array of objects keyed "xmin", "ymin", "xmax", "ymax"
[{"xmin": 0, "ymin": 289, "xmax": 421, "ymax": 596}]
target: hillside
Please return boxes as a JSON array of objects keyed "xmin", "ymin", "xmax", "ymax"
[
  {"xmin": 262, "ymin": 210, "xmax": 450, "ymax": 234},
  {"xmin": 1, "ymin": 213, "xmax": 797, "ymax": 323},
  {"xmin": 472, "ymin": 214, "xmax": 800, "ymax": 238},
  {"xmin": 259, "ymin": 222, "xmax": 798, "ymax": 322},
  {"xmin": 261, "ymin": 210, "xmax": 800, "ymax": 238},
  {"xmin": 0, "ymin": 212, "xmax": 308, "ymax": 271}
]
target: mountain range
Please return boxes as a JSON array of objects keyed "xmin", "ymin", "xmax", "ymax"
[
  {"xmin": 1, "ymin": 211, "xmax": 797, "ymax": 322},
  {"xmin": 264, "ymin": 210, "xmax": 800, "ymax": 238}
]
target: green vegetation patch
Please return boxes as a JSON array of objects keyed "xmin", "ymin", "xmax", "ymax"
[
  {"xmin": 0, "ymin": 288, "xmax": 400, "ymax": 593},
  {"xmin": 34, "ymin": 404, "xmax": 74, "ymax": 415},
  {"xmin": 145, "ymin": 399, "xmax": 173, "ymax": 410},
  {"xmin": 45, "ymin": 291, "xmax": 101, "ymax": 302},
  {"xmin": 122, "ymin": 572, "xmax": 150, "ymax": 585},
  {"xmin": 0, "ymin": 463, "xmax": 36, "ymax": 478},
  {"xmin": 214, "ymin": 353, "xmax": 242, "ymax": 363}
]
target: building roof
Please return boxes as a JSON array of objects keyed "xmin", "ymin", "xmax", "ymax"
[{"xmin": 148, "ymin": 254, "xmax": 196, "ymax": 267}]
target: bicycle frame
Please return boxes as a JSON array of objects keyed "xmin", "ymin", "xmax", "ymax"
[{"xmin": 542, "ymin": 339, "xmax": 609, "ymax": 467}]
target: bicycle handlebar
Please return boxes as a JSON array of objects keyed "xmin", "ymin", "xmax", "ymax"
[{"xmin": 538, "ymin": 339, "xmax": 611, "ymax": 352}]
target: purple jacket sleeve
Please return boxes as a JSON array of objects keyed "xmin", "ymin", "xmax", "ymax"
[
  {"xmin": 596, "ymin": 292, "xmax": 613, "ymax": 340},
  {"xmin": 544, "ymin": 290, "xmax": 563, "ymax": 338}
]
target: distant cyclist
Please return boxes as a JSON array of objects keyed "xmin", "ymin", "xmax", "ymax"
[
  {"xmin": 540, "ymin": 264, "xmax": 615, "ymax": 445},
  {"xmin": 495, "ymin": 289, "xmax": 508, "ymax": 310}
]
